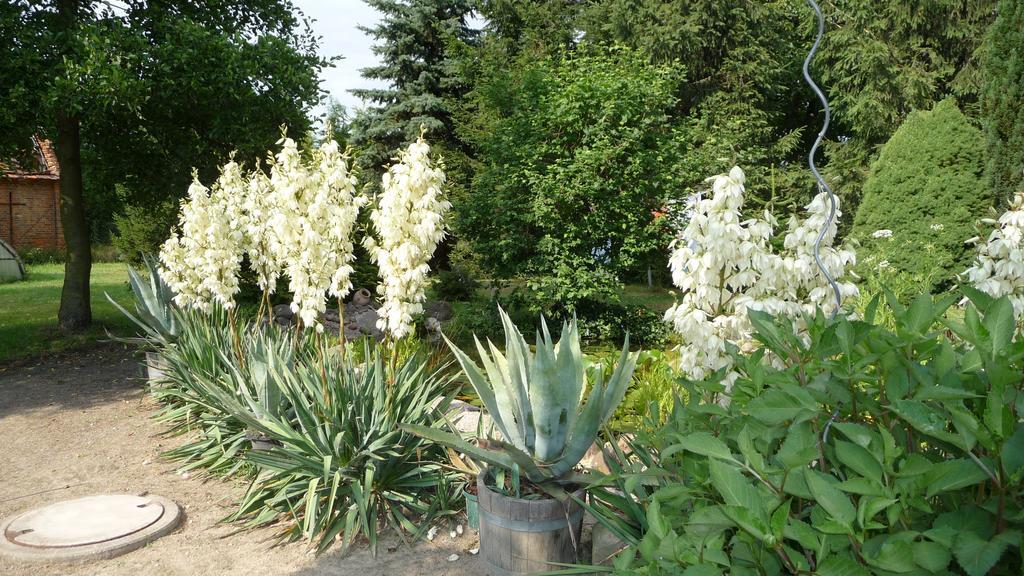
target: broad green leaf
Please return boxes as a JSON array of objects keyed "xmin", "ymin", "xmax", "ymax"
[
  {"xmin": 984, "ymin": 297, "xmax": 1015, "ymax": 357},
  {"xmin": 834, "ymin": 422, "xmax": 873, "ymax": 448},
  {"xmin": 890, "ymin": 399, "xmax": 965, "ymax": 449},
  {"xmin": 722, "ymin": 505, "xmax": 772, "ymax": 543},
  {"xmin": 737, "ymin": 426, "xmax": 766, "ymax": 472},
  {"xmin": 863, "ymin": 536, "xmax": 916, "ymax": 573},
  {"xmin": 814, "ymin": 554, "xmax": 870, "ymax": 576},
  {"xmin": 905, "ymin": 293, "xmax": 935, "ymax": 334},
  {"xmin": 746, "ymin": 389, "xmax": 808, "ymax": 425},
  {"xmin": 835, "ymin": 440, "xmax": 884, "ymax": 485},
  {"xmin": 912, "ymin": 540, "xmax": 951, "ymax": 572},
  {"xmin": 924, "ymin": 458, "xmax": 990, "ymax": 497},
  {"xmin": 777, "ymin": 421, "xmax": 818, "ymax": 469},
  {"xmin": 933, "ymin": 507, "xmax": 995, "ymax": 540},
  {"xmin": 1001, "ymin": 425, "xmax": 1024, "ymax": 480},
  {"xmin": 681, "ymin": 566, "xmax": 723, "ymax": 576},
  {"xmin": 806, "ymin": 470, "xmax": 856, "ymax": 531},
  {"xmin": 953, "ymin": 530, "xmax": 1012, "ymax": 576},
  {"xmin": 676, "ymin": 431, "xmax": 734, "ymax": 461},
  {"xmin": 709, "ymin": 459, "xmax": 763, "ymax": 514}
]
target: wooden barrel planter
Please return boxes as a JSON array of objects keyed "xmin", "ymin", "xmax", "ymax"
[{"xmin": 476, "ymin": 469, "xmax": 585, "ymax": 574}]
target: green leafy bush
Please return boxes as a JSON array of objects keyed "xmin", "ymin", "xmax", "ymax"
[
  {"xmin": 582, "ymin": 290, "xmax": 1024, "ymax": 575},
  {"xmin": 113, "ymin": 199, "xmax": 179, "ymax": 264},
  {"xmin": 17, "ymin": 247, "xmax": 64, "ymax": 264},
  {"xmin": 433, "ymin": 265, "xmax": 480, "ymax": 301},
  {"xmin": 459, "ymin": 45, "xmax": 682, "ymax": 308},
  {"xmin": 607, "ymin": 349, "xmax": 679, "ymax": 433},
  {"xmin": 851, "ymin": 98, "xmax": 990, "ymax": 291}
]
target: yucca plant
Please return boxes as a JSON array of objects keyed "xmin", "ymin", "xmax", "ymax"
[
  {"xmin": 153, "ymin": 307, "xmax": 251, "ymax": 476},
  {"xmin": 107, "ymin": 253, "xmax": 178, "ymax": 349},
  {"xmin": 193, "ymin": 339, "xmax": 460, "ymax": 555},
  {"xmin": 154, "ymin": 309, "xmax": 311, "ymax": 477},
  {"xmin": 402, "ymin": 308, "xmax": 639, "ymax": 491}
]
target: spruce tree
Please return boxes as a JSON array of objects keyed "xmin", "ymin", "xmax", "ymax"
[
  {"xmin": 983, "ymin": 0, "xmax": 1024, "ymax": 201},
  {"xmin": 350, "ymin": 0, "xmax": 475, "ymax": 172},
  {"xmin": 851, "ymin": 99, "xmax": 989, "ymax": 291}
]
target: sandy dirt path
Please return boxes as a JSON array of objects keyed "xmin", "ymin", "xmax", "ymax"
[{"xmin": 0, "ymin": 344, "xmax": 486, "ymax": 576}]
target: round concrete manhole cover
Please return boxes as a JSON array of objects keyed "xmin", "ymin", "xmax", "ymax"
[{"xmin": 0, "ymin": 494, "xmax": 181, "ymax": 563}]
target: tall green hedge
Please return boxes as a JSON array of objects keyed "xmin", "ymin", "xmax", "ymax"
[
  {"xmin": 983, "ymin": 0, "xmax": 1024, "ymax": 200},
  {"xmin": 851, "ymin": 99, "xmax": 989, "ymax": 291}
]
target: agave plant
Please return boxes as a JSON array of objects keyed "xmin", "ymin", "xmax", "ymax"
[
  {"xmin": 403, "ymin": 308, "xmax": 639, "ymax": 488},
  {"xmin": 107, "ymin": 253, "xmax": 178, "ymax": 349}
]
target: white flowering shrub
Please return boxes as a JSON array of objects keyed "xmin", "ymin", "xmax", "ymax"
[
  {"xmin": 267, "ymin": 137, "xmax": 365, "ymax": 329},
  {"xmin": 161, "ymin": 137, "xmax": 365, "ymax": 330},
  {"xmin": 160, "ymin": 161, "xmax": 248, "ymax": 310},
  {"xmin": 664, "ymin": 166, "xmax": 857, "ymax": 385},
  {"xmin": 964, "ymin": 189, "xmax": 1024, "ymax": 317},
  {"xmin": 364, "ymin": 136, "xmax": 450, "ymax": 339}
]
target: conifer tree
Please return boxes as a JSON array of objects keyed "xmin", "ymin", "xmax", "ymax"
[
  {"xmin": 983, "ymin": 0, "xmax": 1024, "ymax": 200},
  {"xmin": 350, "ymin": 0, "xmax": 475, "ymax": 172}
]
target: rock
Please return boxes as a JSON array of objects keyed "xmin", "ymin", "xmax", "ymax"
[
  {"xmin": 580, "ymin": 442, "xmax": 611, "ymax": 475},
  {"xmin": 425, "ymin": 300, "xmax": 454, "ymax": 322},
  {"xmin": 580, "ymin": 436, "xmax": 634, "ymax": 474},
  {"xmin": 591, "ymin": 522, "xmax": 627, "ymax": 565},
  {"xmin": 349, "ymin": 307, "xmax": 384, "ymax": 341},
  {"xmin": 272, "ymin": 304, "xmax": 294, "ymax": 319}
]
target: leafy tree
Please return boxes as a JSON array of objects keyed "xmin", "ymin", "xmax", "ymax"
[
  {"xmin": 458, "ymin": 46, "xmax": 682, "ymax": 310},
  {"xmin": 580, "ymin": 0, "xmax": 815, "ymax": 210},
  {"xmin": 982, "ymin": 0, "xmax": 1024, "ymax": 201},
  {"xmin": 0, "ymin": 0, "xmax": 328, "ymax": 330},
  {"xmin": 851, "ymin": 98, "xmax": 989, "ymax": 291},
  {"xmin": 349, "ymin": 0, "xmax": 476, "ymax": 173}
]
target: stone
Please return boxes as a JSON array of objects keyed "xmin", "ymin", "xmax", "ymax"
[
  {"xmin": 425, "ymin": 300, "xmax": 454, "ymax": 322},
  {"xmin": 591, "ymin": 522, "xmax": 627, "ymax": 565},
  {"xmin": 272, "ymin": 304, "xmax": 294, "ymax": 319},
  {"xmin": 0, "ymin": 494, "xmax": 181, "ymax": 563},
  {"xmin": 580, "ymin": 442, "xmax": 612, "ymax": 475}
]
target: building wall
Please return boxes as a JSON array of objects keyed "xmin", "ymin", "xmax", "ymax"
[{"xmin": 0, "ymin": 177, "xmax": 64, "ymax": 251}]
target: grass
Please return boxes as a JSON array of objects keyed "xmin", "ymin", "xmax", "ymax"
[
  {"xmin": 620, "ymin": 284, "xmax": 675, "ymax": 312},
  {"xmin": 0, "ymin": 262, "xmax": 134, "ymax": 363}
]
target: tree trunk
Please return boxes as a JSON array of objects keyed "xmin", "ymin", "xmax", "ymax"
[
  {"xmin": 55, "ymin": 0, "xmax": 90, "ymax": 332},
  {"xmin": 56, "ymin": 110, "xmax": 91, "ymax": 332}
]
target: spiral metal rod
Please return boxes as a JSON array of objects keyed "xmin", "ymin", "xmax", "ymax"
[{"xmin": 802, "ymin": 0, "xmax": 842, "ymax": 319}]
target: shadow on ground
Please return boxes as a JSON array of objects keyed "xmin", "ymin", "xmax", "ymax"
[{"xmin": 0, "ymin": 342, "xmax": 142, "ymax": 419}]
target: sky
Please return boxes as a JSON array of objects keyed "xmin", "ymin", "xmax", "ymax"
[{"xmin": 291, "ymin": 0, "xmax": 389, "ymax": 118}]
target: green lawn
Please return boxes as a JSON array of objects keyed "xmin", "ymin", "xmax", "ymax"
[
  {"xmin": 0, "ymin": 263, "xmax": 134, "ymax": 363},
  {"xmin": 620, "ymin": 284, "xmax": 675, "ymax": 312}
]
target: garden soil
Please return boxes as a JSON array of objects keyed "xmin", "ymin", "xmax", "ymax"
[{"xmin": 0, "ymin": 344, "xmax": 488, "ymax": 576}]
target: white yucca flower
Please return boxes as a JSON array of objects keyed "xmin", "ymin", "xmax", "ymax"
[
  {"xmin": 160, "ymin": 137, "xmax": 364, "ymax": 326},
  {"xmin": 963, "ymin": 189, "xmax": 1024, "ymax": 317},
  {"xmin": 267, "ymin": 137, "xmax": 365, "ymax": 329},
  {"xmin": 242, "ymin": 169, "xmax": 282, "ymax": 293},
  {"xmin": 160, "ymin": 161, "xmax": 249, "ymax": 311},
  {"xmin": 364, "ymin": 135, "xmax": 450, "ymax": 339},
  {"xmin": 664, "ymin": 167, "xmax": 857, "ymax": 387}
]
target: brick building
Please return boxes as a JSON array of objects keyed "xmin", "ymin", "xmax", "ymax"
[{"xmin": 0, "ymin": 137, "xmax": 64, "ymax": 251}]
